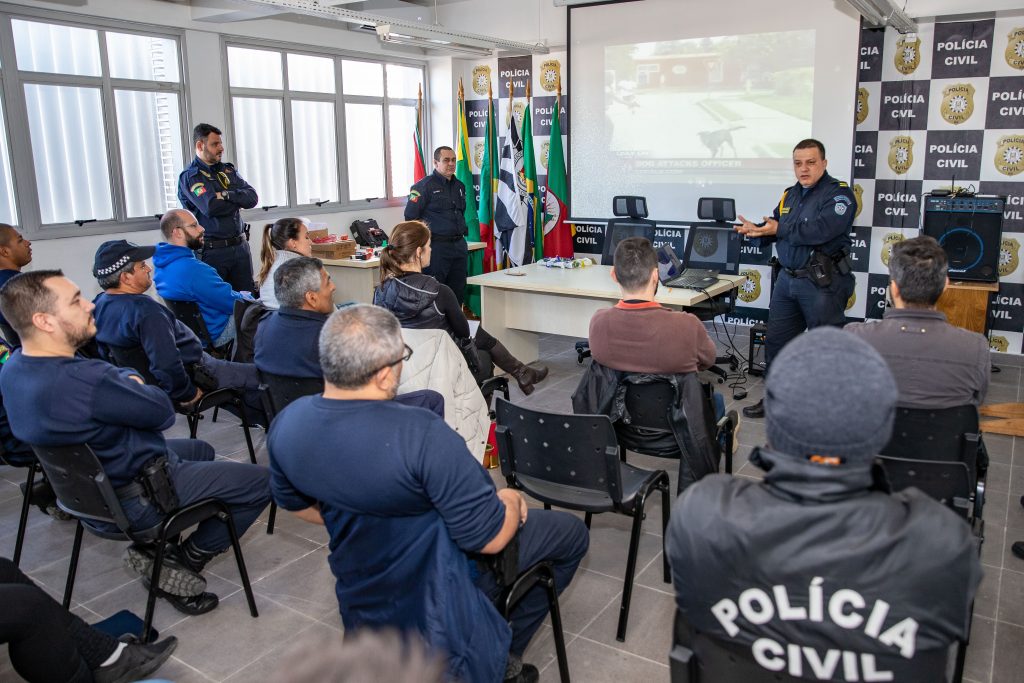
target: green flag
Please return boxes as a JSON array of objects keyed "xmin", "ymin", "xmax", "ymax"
[
  {"xmin": 521, "ymin": 83, "xmax": 541, "ymax": 262},
  {"xmin": 477, "ymin": 82, "xmax": 498, "ymax": 272},
  {"xmin": 455, "ymin": 79, "xmax": 481, "ymax": 314}
]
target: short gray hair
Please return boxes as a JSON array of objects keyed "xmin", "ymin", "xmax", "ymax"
[
  {"xmin": 319, "ymin": 304, "xmax": 404, "ymax": 388},
  {"xmin": 275, "ymin": 256, "xmax": 324, "ymax": 309},
  {"xmin": 97, "ymin": 261, "xmax": 134, "ymax": 290}
]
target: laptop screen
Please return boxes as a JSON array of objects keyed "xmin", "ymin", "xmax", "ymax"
[
  {"xmin": 656, "ymin": 244, "xmax": 683, "ymax": 283},
  {"xmin": 683, "ymin": 226, "xmax": 742, "ymax": 275}
]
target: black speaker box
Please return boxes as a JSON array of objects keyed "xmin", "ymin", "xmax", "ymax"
[{"xmin": 922, "ymin": 195, "xmax": 1004, "ymax": 283}]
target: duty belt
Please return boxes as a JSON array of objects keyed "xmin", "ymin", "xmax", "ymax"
[
  {"xmin": 115, "ymin": 480, "xmax": 147, "ymax": 500},
  {"xmin": 784, "ymin": 266, "xmax": 811, "ymax": 278},
  {"xmin": 431, "ymin": 234, "xmax": 465, "ymax": 243},
  {"xmin": 204, "ymin": 235, "xmax": 244, "ymax": 250}
]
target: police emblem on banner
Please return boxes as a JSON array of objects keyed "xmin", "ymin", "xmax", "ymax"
[
  {"xmin": 846, "ymin": 290, "xmax": 857, "ymax": 311},
  {"xmin": 990, "ymin": 335, "xmax": 1010, "ymax": 352},
  {"xmin": 856, "ymin": 88, "xmax": 869, "ymax": 125},
  {"xmin": 540, "ymin": 60, "xmax": 561, "ymax": 93},
  {"xmin": 887, "ymin": 136, "xmax": 915, "ymax": 174},
  {"xmin": 940, "ymin": 83, "xmax": 975, "ymax": 125},
  {"xmin": 541, "ymin": 142, "xmax": 550, "ymax": 171},
  {"xmin": 895, "ymin": 35, "xmax": 921, "ymax": 75},
  {"xmin": 881, "ymin": 232, "xmax": 905, "ymax": 266},
  {"xmin": 995, "ymin": 135, "xmax": 1024, "ymax": 176},
  {"xmin": 473, "ymin": 142, "xmax": 485, "ymax": 170},
  {"xmin": 1007, "ymin": 27, "xmax": 1024, "ymax": 70},
  {"xmin": 472, "ymin": 65, "xmax": 491, "ymax": 96},
  {"xmin": 506, "ymin": 101, "xmax": 527, "ymax": 129},
  {"xmin": 853, "ymin": 183, "xmax": 864, "ymax": 219},
  {"xmin": 1001, "ymin": 237, "xmax": 1021, "ymax": 277},
  {"xmin": 738, "ymin": 270, "xmax": 761, "ymax": 303},
  {"xmin": 693, "ymin": 229, "xmax": 719, "ymax": 257}
]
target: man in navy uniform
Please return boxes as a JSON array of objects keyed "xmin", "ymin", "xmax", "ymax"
[
  {"xmin": 404, "ymin": 146, "xmax": 469, "ymax": 305},
  {"xmin": 178, "ymin": 124, "xmax": 259, "ymax": 292},
  {"xmin": 735, "ymin": 139, "xmax": 856, "ymax": 418}
]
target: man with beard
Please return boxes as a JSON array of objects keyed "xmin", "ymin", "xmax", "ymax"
[
  {"xmin": 0, "ymin": 270, "xmax": 270, "ymax": 614},
  {"xmin": 153, "ymin": 209, "xmax": 253, "ymax": 349}
]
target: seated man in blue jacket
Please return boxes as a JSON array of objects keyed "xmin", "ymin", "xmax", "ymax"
[
  {"xmin": 268, "ymin": 305, "xmax": 589, "ymax": 683},
  {"xmin": 153, "ymin": 209, "xmax": 252, "ymax": 349},
  {"xmin": 0, "ymin": 270, "xmax": 271, "ymax": 616},
  {"xmin": 92, "ymin": 239, "xmax": 264, "ymax": 422}
]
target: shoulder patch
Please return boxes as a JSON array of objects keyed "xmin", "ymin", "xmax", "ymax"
[
  {"xmin": 838, "ymin": 181, "xmax": 849, "ymax": 187},
  {"xmin": 834, "ymin": 195, "xmax": 852, "ymax": 204},
  {"xmin": 190, "ymin": 182, "xmax": 207, "ymax": 198},
  {"xmin": 409, "ymin": 189, "xmax": 421, "ymax": 203}
]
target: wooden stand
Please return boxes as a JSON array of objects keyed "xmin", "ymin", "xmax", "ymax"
[{"xmin": 935, "ymin": 280, "xmax": 999, "ymax": 334}]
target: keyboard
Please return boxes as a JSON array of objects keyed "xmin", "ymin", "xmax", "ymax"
[{"xmin": 666, "ymin": 269, "xmax": 719, "ymax": 289}]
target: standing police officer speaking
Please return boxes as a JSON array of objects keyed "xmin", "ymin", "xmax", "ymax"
[
  {"xmin": 178, "ymin": 124, "xmax": 259, "ymax": 293},
  {"xmin": 404, "ymin": 146, "xmax": 470, "ymax": 305},
  {"xmin": 735, "ymin": 138, "xmax": 856, "ymax": 419}
]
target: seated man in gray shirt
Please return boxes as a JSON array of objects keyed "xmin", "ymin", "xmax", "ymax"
[{"xmin": 845, "ymin": 235, "xmax": 989, "ymax": 409}]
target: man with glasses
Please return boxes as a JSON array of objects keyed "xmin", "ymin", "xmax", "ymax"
[
  {"xmin": 254, "ymin": 256, "xmax": 442, "ymax": 415},
  {"xmin": 178, "ymin": 123, "xmax": 259, "ymax": 292},
  {"xmin": 268, "ymin": 305, "xmax": 588, "ymax": 683},
  {"xmin": 153, "ymin": 209, "xmax": 254, "ymax": 349}
]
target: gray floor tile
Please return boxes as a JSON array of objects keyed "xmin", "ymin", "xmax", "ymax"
[
  {"xmin": 997, "ymin": 567, "xmax": 1024, "ymax": 626},
  {"xmin": 554, "ymin": 568, "xmax": 628, "ymax": 635},
  {"xmin": 975, "ymin": 568, "xmax": 1000, "ymax": 620},
  {"xmin": 964, "ymin": 615, "xmax": 995, "ymax": 683},
  {"xmin": 538, "ymin": 634, "xmax": 668, "ymax": 683},
  {"xmin": 992, "ymin": 620, "xmax": 1024, "ymax": 683},
  {"xmin": 580, "ymin": 583, "xmax": 675, "ymax": 662},
  {"xmin": 222, "ymin": 620, "xmax": 341, "ymax": 682},
  {"xmin": 251, "ymin": 546, "xmax": 338, "ymax": 622}
]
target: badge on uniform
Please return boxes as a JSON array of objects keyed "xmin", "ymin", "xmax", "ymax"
[
  {"xmin": 409, "ymin": 189, "xmax": 421, "ymax": 203},
  {"xmin": 834, "ymin": 196, "xmax": 851, "ymax": 216},
  {"xmin": 190, "ymin": 182, "xmax": 207, "ymax": 198}
]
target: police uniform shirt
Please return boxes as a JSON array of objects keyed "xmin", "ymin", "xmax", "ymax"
[
  {"xmin": 177, "ymin": 157, "xmax": 259, "ymax": 240},
  {"xmin": 753, "ymin": 171, "xmax": 856, "ymax": 270},
  {"xmin": 404, "ymin": 170, "xmax": 469, "ymax": 238},
  {"xmin": 1, "ymin": 351, "xmax": 176, "ymax": 488},
  {"xmin": 253, "ymin": 308, "xmax": 328, "ymax": 379}
]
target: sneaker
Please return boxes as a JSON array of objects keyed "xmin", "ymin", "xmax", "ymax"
[
  {"xmin": 742, "ymin": 399, "xmax": 764, "ymax": 419},
  {"xmin": 504, "ymin": 663, "xmax": 539, "ymax": 683},
  {"xmin": 93, "ymin": 635, "xmax": 177, "ymax": 683},
  {"xmin": 140, "ymin": 575, "xmax": 220, "ymax": 615},
  {"xmin": 124, "ymin": 544, "xmax": 207, "ymax": 598}
]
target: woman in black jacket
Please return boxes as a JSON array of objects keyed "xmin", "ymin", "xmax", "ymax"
[{"xmin": 373, "ymin": 220, "xmax": 548, "ymax": 395}]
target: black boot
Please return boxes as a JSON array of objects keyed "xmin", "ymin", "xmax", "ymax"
[
  {"xmin": 742, "ymin": 398, "xmax": 765, "ymax": 419},
  {"xmin": 488, "ymin": 341, "xmax": 549, "ymax": 396}
]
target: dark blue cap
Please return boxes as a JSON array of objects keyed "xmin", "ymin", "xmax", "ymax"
[{"xmin": 93, "ymin": 240, "xmax": 156, "ymax": 279}]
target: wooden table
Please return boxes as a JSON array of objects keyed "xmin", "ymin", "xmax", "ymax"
[
  {"xmin": 322, "ymin": 241, "xmax": 485, "ymax": 304},
  {"xmin": 936, "ymin": 280, "xmax": 1000, "ymax": 335},
  {"xmin": 467, "ymin": 263, "xmax": 746, "ymax": 363}
]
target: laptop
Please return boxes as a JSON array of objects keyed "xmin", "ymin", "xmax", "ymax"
[{"xmin": 657, "ymin": 226, "xmax": 740, "ymax": 289}]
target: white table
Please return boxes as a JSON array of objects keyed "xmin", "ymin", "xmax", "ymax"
[
  {"xmin": 322, "ymin": 241, "xmax": 485, "ymax": 304},
  {"xmin": 467, "ymin": 263, "xmax": 746, "ymax": 363}
]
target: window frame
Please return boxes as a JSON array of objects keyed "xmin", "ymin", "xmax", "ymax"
[
  {"xmin": 0, "ymin": 5, "xmax": 191, "ymax": 239},
  {"xmin": 221, "ymin": 36, "xmax": 427, "ymax": 218}
]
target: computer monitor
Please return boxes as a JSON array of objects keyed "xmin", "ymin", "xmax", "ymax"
[{"xmin": 683, "ymin": 226, "xmax": 742, "ymax": 275}]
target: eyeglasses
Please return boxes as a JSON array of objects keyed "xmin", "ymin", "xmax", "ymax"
[{"xmin": 364, "ymin": 343, "xmax": 413, "ymax": 379}]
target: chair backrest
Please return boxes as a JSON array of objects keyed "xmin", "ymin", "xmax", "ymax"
[
  {"xmin": 105, "ymin": 345, "xmax": 159, "ymax": 385},
  {"xmin": 617, "ymin": 379, "xmax": 679, "ymax": 456},
  {"xmin": 259, "ymin": 370, "xmax": 324, "ymax": 418},
  {"xmin": 163, "ymin": 298, "xmax": 214, "ymax": 348},
  {"xmin": 494, "ymin": 397, "xmax": 624, "ymax": 506},
  {"xmin": 0, "ymin": 320, "xmax": 19, "ymax": 347},
  {"xmin": 30, "ymin": 443, "xmax": 132, "ymax": 531},
  {"xmin": 882, "ymin": 405, "xmax": 981, "ymax": 484},
  {"xmin": 233, "ymin": 300, "xmax": 272, "ymax": 363},
  {"xmin": 601, "ymin": 221, "xmax": 657, "ymax": 266},
  {"xmin": 671, "ymin": 610, "xmax": 953, "ymax": 683},
  {"xmin": 878, "ymin": 454, "xmax": 972, "ymax": 518}
]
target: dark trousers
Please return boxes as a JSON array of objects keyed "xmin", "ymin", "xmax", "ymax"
[
  {"xmin": 473, "ymin": 509, "xmax": 589, "ymax": 655},
  {"xmin": 424, "ymin": 239, "xmax": 468, "ymax": 305},
  {"xmin": 121, "ymin": 438, "xmax": 270, "ymax": 555},
  {"xmin": 199, "ymin": 241, "xmax": 256, "ymax": 293},
  {"xmin": 200, "ymin": 352, "xmax": 267, "ymax": 426},
  {"xmin": 0, "ymin": 557, "xmax": 116, "ymax": 682},
  {"xmin": 395, "ymin": 389, "xmax": 445, "ymax": 418},
  {"xmin": 765, "ymin": 270, "xmax": 855, "ymax": 366}
]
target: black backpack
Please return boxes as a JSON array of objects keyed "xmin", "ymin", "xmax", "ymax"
[{"xmin": 350, "ymin": 219, "xmax": 386, "ymax": 247}]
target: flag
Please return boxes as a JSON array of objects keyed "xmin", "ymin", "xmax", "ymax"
[
  {"xmin": 522, "ymin": 81, "xmax": 542, "ymax": 263},
  {"xmin": 495, "ymin": 82, "xmax": 528, "ymax": 268},
  {"xmin": 543, "ymin": 85, "xmax": 574, "ymax": 258},
  {"xmin": 455, "ymin": 79, "xmax": 482, "ymax": 314},
  {"xmin": 477, "ymin": 82, "xmax": 499, "ymax": 273},
  {"xmin": 413, "ymin": 84, "xmax": 426, "ymax": 183}
]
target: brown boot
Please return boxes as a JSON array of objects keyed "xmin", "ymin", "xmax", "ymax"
[{"xmin": 488, "ymin": 341, "xmax": 549, "ymax": 396}]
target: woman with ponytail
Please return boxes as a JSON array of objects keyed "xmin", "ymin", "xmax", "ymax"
[
  {"xmin": 258, "ymin": 218, "xmax": 312, "ymax": 309},
  {"xmin": 374, "ymin": 220, "xmax": 548, "ymax": 395}
]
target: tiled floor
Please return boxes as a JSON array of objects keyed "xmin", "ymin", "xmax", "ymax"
[{"xmin": 1, "ymin": 332, "xmax": 1022, "ymax": 682}]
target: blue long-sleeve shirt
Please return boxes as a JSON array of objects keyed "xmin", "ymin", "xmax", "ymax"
[
  {"xmin": 177, "ymin": 157, "xmax": 258, "ymax": 240},
  {"xmin": 153, "ymin": 242, "xmax": 245, "ymax": 343}
]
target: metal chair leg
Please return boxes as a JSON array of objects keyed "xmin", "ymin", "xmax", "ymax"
[
  {"xmin": 237, "ymin": 398, "xmax": 257, "ymax": 465},
  {"xmin": 660, "ymin": 481, "xmax": 671, "ymax": 583},
  {"xmin": 616, "ymin": 490, "xmax": 648, "ymax": 642},
  {"xmin": 583, "ymin": 512, "xmax": 592, "ymax": 529},
  {"xmin": 143, "ymin": 539, "xmax": 167, "ymax": 641},
  {"xmin": 188, "ymin": 413, "xmax": 199, "ymax": 439},
  {"xmin": 63, "ymin": 521, "xmax": 84, "ymax": 609},
  {"xmin": 266, "ymin": 502, "xmax": 277, "ymax": 535},
  {"xmin": 13, "ymin": 464, "xmax": 37, "ymax": 566},
  {"xmin": 222, "ymin": 509, "xmax": 258, "ymax": 618},
  {"xmin": 212, "ymin": 406, "xmax": 220, "ymax": 423},
  {"xmin": 543, "ymin": 569, "xmax": 571, "ymax": 683}
]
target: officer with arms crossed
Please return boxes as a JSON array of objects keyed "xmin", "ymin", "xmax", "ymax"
[
  {"xmin": 735, "ymin": 138, "xmax": 856, "ymax": 418},
  {"xmin": 178, "ymin": 124, "xmax": 259, "ymax": 292},
  {"xmin": 404, "ymin": 146, "xmax": 470, "ymax": 305}
]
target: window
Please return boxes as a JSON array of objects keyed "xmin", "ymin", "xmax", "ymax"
[
  {"xmin": 1, "ymin": 14, "xmax": 187, "ymax": 235},
  {"xmin": 226, "ymin": 42, "xmax": 425, "ymax": 209}
]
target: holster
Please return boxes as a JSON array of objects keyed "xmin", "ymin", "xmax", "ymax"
[
  {"xmin": 807, "ymin": 250, "xmax": 834, "ymax": 288},
  {"xmin": 187, "ymin": 363, "xmax": 220, "ymax": 393},
  {"xmin": 137, "ymin": 457, "xmax": 179, "ymax": 514}
]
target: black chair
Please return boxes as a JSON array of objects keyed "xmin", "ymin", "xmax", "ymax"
[
  {"xmin": 163, "ymin": 298, "xmax": 230, "ymax": 358},
  {"xmin": 0, "ymin": 320, "xmax": 19, "ymax": 348},
  {"xmin": 615, "ymin": 378, "xmax": 738, "ymax": 494},
  {"xmin": 104, "ymin": 344, "xmax": 258, "ymax": 469},
  {"xmin": 31, "ymin": 443, "xmax": 258, "ymax": 640},
  {"xmin": 1, "ymin": 444, "xmax": 40, "ymax": 567},
  {"xmin": 880, "ymin": 405, "xmax": 985, "ymax": 523},
  {"xmin": 600, "ymin": 195, "xmax": 657, "ymax": 266},
  {"xmin": 494, "ymin": 397, "xmax": 671, "ymax": 642},
  {"xmin": 669, "ymin": 609, "xmax": 953, "ymax": 683}
]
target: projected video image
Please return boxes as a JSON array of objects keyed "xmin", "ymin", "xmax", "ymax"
[{"xmin": 604, "ymin": 30, "xmax": 815, "ymax": 168}]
